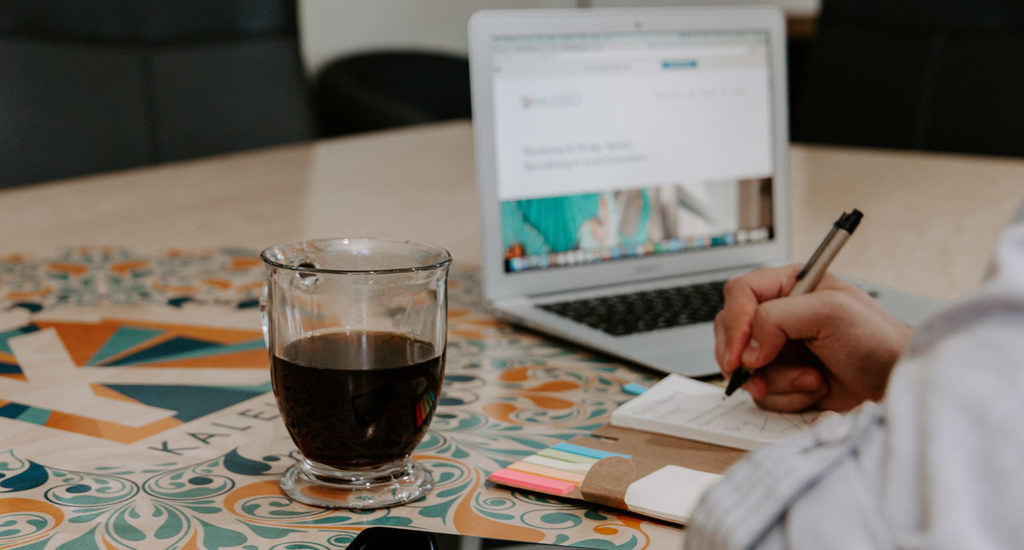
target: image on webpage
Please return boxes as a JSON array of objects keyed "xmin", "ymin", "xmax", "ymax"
[{"xmin": 502, "ymin": 178, "xmax": 773, "ymax": 273}]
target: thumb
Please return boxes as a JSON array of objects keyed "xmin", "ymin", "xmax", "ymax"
[{"xmin": 739, "ymin": 292, "xmax": 840, "ymax": 368}]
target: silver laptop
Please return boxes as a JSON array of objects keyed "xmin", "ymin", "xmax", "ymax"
[{"xmin": 468, "ymin": 7, "xmax": 938, "ymax": 377}]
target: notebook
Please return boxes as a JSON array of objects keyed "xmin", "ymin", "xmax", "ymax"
[
  {"xmin": 488, "ymin": 439, "xmax": 727, "ymax": 525},
  {"xmin": 468, "ymin": 7, "xmax": 939, "ymax": 377},
  {"xmin": 485, "ymin": 375, "xmax": 822, "ymax": 523},
  {"xmin": 609, "ymin": 374, "xmax": 819, "ymax": 451}
]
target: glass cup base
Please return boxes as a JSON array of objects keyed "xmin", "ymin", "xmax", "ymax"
[{"xmin": 280, "ymin": 457, "xmax": 433, "ymax": 509}]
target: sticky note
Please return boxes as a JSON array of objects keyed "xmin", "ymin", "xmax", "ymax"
[
  {"xmin": 507, "ymin": 461, "xmax": 586, "ymax": 484},
  {"xmin": 552, "ymin": 443, "xmax": 631, "ymax": 460},
  {"xmin": 522, "ymin": 454, "xmax": 594, "ymax": 474},
  {"xmin": 623, "ymin": 382, "xmax": 648, "ymax": 395},
  {"xmin": 623, "ymin": 465, "xmax": 722, "ymax": 524},
  {"xmin": 491, "ymin": 468, "xmax": 576, "ymax": 495},
  {"xmin": 537, "ymin": 448, "xmax": 599, "ymax": 464}
]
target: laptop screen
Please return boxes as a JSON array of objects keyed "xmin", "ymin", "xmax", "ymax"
[{"xmin": 490, "ymin": 29, "xmax": 776, "ymax": 274}]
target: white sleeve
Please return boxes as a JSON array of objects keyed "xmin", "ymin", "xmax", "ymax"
[{"xmin": 685, "ymin": 402, "xmax": 892, "ymax": 550}]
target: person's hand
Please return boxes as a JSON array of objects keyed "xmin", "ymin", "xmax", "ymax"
[{"xmin": 713, "ymin": 264, "xmax": 911, "ymax": 412}]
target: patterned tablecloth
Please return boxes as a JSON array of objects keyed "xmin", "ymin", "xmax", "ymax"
[{"xmin": 0, "ymin": 248, "xmax": 683, "ymax": 549}]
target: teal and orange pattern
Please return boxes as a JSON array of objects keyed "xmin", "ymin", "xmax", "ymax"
[{"xmin": 0, "ymin": 248, "xmax": 679, "ymax": 549}]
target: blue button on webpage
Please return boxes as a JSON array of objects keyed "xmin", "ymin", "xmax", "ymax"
[{"xmin": 662, "ymin": 59, "xmax": 698, "ymax": 69}]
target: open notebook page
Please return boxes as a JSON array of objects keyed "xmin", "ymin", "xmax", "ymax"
[{"xmin": 610, "ymin": 374, "xmax": 819, "ymax": 451}]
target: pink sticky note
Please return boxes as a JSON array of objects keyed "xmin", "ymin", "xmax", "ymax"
[{"xmin": 490, "ymin": 468, "xmax": 576, "ymax": 495}]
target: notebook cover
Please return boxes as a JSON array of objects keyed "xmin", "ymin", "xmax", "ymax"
[{"xmin": 487, "ymin": 424, "xmax": 745, "ymax": 524}]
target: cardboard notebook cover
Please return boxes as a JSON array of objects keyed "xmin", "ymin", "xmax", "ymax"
[{"xmin": 488, "ymin": 424, "xmax": 745, "ymax": 525}]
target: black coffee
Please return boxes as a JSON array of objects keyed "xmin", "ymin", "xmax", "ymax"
[{"xmin": 271, "ymin": 331, "xmax": 445, "ymax": 469}]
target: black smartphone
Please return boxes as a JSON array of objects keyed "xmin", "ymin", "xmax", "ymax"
[{"xmin": 346, "ymin": 526, "xmax": 599, "ymax": 549}]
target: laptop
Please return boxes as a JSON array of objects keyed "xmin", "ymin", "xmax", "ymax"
[{"xmin": 468, "ymin": 7, "xmax": 938, "ymax": 377}]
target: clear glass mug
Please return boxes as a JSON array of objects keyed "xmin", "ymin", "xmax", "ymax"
[{"xmin": 260, "ymin": 238, "xmax": 451, "ymax": 509}]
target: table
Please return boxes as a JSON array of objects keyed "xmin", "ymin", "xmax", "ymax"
[
  {"xmin": 4, "ymin": 121, "xmax": 1023, "ymax": 300},
  {"xmin": 0, "ymin": 249, "xmax": 664, "ymax": 548},
  {"xmin": 2, "ymin": 121, "xmax": 1024, "ymax": 549}
]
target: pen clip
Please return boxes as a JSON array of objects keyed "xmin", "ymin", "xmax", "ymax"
[{"xmin": 795, "ymin": 212, "xmax": 846, "ymax": 281}]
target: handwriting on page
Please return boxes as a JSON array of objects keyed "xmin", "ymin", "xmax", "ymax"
[
  {"xmin": 632, "ymin": 393, "xmax": 817, "ymax": 438},
  {"xmin": 610, "ymin": 375, "xmax": 820, "ymax": 450}
]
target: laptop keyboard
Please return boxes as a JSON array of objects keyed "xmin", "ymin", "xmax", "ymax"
[{"xmin": 539, "ymin": 280, "xmax": 726, "ymax": 337}]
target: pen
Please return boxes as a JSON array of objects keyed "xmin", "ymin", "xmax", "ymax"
[{"xmin": 723, "ymin": 209, "xmax": 864, "ymax": 397}]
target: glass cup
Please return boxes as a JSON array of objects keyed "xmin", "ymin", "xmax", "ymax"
[{"xmin": 260, "ymin": 238, "xmax": 451, "ymax": 509}]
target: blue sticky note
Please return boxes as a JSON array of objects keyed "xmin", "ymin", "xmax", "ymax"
[
  {"xmin": 623, "ymin": 382, "xmax": 648, "ymax": 395},
  {"xmin": 552, "ymin": 443, "xmax": 631, "ymax": 460}
]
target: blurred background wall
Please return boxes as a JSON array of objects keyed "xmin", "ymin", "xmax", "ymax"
[
  {"xmin": 298, "ymin": 0, "xmax": 820, "ymax": 76},
  {"xmin": 8, "ymin": 0, "xmax": 1024, "ymax": 189}
]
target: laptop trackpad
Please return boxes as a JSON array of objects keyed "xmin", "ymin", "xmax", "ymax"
[{"xmin": 616, "ymin": 324, "xmax": 719, "ymax": 378}]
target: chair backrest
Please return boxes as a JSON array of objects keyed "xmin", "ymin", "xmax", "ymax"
[
  {"xmin": 314, "ymin": 50, "xmax": 470, "ymax": 137},
  {"xmin": 0, "ymin": 0, "xmax": 316, "ymax": 188},
  {"xmin": 791, "ymin": 0, "xmax": 1024, "ymax": 157}
]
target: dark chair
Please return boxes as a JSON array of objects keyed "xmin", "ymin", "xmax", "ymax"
[
  {"xmin": 0, "ymin": 0, "xmax": 316, "ymax": 188},
  {"xmin": 314, "ymin": 50, "xmax": 471, "ymax": 137},
  {"xmin": 791, "ymin": 0, "xmax": 1024, "ymax": 156}
]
